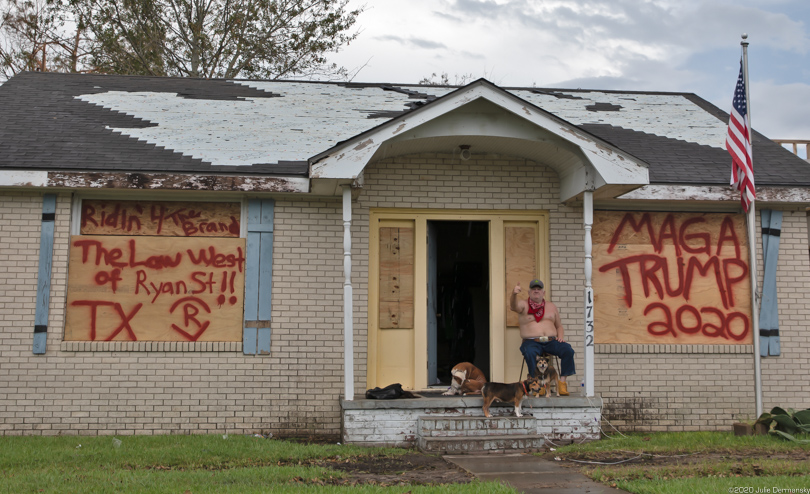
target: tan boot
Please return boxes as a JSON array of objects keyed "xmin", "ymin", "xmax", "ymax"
[{"xmin": 558, "ymin": 381, "xmax": 569, "ymax": 396}]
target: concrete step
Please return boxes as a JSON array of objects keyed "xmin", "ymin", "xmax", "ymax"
[
  {"xmin": 418, "ymin": 415, "xmax": 538, "ymax": 437},
  {"xmin": 417, "ymin": 433, "xmax": 545, "ymax": 454},
  {"xmin": 417, "ymin": 415, "xmax": 544, "ymax": 454}
]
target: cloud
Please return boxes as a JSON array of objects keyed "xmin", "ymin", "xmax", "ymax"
[
  {"xmin": 375, "ymin": 35, "xmax": 447, "ymax": 50},
  {"xmin": 419, "ymin": 0, "xmax": 810, "ymax": 140},
  {"xmin": 545, "ymin": 75, "xmax": 646, "ymax": 91},
  {"xmin": 748, "ymin": 81, "xmax": 810, "ymax": 139},
  {"xmin": 329, "ymin": 0, "xmax": 809, "ymax": 137},
  {"xmin": 442, "ymin": 0, "xmax": 809, "ymax": 73}
]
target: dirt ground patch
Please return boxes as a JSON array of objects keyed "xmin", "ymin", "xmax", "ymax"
[
  {"xmin": 282, "ymin": 436, "xmax": 475, "ymax": 486},
  {"xmin": 314, "ymin": 450, "xmax": 810, "ymax": 486},
  {"xmin": 316, "ymin": 453, "xmax": 475, "ymax": 486}
]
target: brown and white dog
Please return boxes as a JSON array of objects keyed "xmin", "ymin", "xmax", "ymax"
[
  {"xmin": 481, "ymin": 377, "xmax": 542, "ymax": 417},
  {"xmin": 535, "ymin": 355, "xmax": 562, "ymax": 397},
  {"xmin": 442, "ymin": 362, "xmax": 487, "ymax": 396}
]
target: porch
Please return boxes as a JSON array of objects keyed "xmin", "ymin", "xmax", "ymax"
[{"xmin": 340, "ymin": 391, "xmax": 602, "ymax": 452}]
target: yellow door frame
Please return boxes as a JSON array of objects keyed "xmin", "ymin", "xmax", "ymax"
[{"xmin": 368, "ymin": 208, "xmax": 549, "ymax": 390}]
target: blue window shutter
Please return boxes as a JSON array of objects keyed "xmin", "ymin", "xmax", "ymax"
[
  {"xmin": 33, "ymin": 194, "xmax": 56, "ymax": 354},
  {"xmin": 244, "ymin": 199, "xmax": 274, "ymax": 355},
  {"xmin": 759, "ymin": 209, "xmax": 782, "ymax": 357}
]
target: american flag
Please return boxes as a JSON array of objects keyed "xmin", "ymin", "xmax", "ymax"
[{"xmin": 726, "ymin": 59, "xmax": 755, "ymax": 212}]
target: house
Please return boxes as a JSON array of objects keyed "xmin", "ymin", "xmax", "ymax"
[{"xmin": 1, "ymin": 72, "xmax": 808, "ymax": 443}]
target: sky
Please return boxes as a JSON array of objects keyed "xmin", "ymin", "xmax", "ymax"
[{"xmin": 326, "ymin": 0, "xmax": 810, "ymax": 156}]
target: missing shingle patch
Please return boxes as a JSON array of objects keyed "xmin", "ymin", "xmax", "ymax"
[
  {"xmin": 586, "ymin": 102, "xmax": 623, "ymax": 112},
  {"xmin": 531, "ymin": 89, "xmax": 584, "ymax": 100}
]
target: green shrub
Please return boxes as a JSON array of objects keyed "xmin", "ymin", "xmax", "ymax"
[{"xmin": 754, "ymin": 407, "xmax": 810, "ymax": 442}]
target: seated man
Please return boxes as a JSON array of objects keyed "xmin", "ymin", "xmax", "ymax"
[{"xmin": 510, "ymin": 279, "xmax": 574, "ymax": 395}]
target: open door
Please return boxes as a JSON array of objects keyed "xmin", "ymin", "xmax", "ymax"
[
  {"xmin": 428, "ymin": 220, "xmax": 490, "ymax": 385},
  {"xmin": 427, "ymin": 221, "xmax": 438, "ymax": 385}
]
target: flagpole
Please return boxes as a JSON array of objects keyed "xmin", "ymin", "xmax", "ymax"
[{"xmin": 741, "ymin": 33, "xmax": 763, "ymax": 418}]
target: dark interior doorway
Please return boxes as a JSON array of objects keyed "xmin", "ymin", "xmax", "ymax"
[{"xmin": 427, "ymin": 220, "xmax": 490, "ymax": 387}]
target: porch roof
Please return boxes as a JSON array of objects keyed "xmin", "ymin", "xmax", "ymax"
[{"xmin": 310, "ymin": 79, "xmax": 650, "ymax": 202}]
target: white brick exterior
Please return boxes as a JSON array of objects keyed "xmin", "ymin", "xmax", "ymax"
[{"xmin": 1, "ymin": 155, "xmax": 809, "ymax": 437}]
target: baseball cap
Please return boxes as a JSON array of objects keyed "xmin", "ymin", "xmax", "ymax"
[{"xmin": 529, "ymin": 279, "xmax": 544, "ymax": 289}]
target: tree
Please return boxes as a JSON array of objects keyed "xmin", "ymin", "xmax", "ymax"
[
  {"xmin": 0, "ymin": 0, "xmax": 90, "ymax": 80},
  {"xmin": 68, "ymin": 0, "xmax": 363, "ymax": 79},
  {"xmin": 418, "ymin": 72, "xmax": 474, "ymax": 86}
]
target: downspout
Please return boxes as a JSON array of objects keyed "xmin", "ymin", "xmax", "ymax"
[
  {"xmin": 583, "ymin": 190, "xmax": 595, "ymax": 397},
  {"xmin": 342, "ymin": 185, "xmax": 355, "ymax": 400}
]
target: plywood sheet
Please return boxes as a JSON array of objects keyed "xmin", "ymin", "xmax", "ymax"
[
  {"xmin": 379, "ymin": 227, "xmax": 414, "ymax": 329},
  {"xmin": 65, "ymin": 235, "xmax": 245, "ymax": 341},
  {"xmin": 80, "ymin": 200, "xmax": 241, "ymax": 237},
  {"xmin": 593, "ymin": 211, "xmax": 752, "ymax": 345},
  {"xmin": 505, "ymin": 225, "xmax": 536, "ymax": 328}
]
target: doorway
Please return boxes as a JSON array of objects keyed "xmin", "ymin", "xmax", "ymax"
[
  {"xmin": 428, "ymin": 221, "xmax": 490, "ymax": 386},
  {"xmin": 369, "ymin": 209, "xmax": 548, "ymax": 390}
]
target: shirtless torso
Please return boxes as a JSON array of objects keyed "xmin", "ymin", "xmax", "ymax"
[{"xmin": 510, "ymin": 283, "xmax": 566, "ymax": 342}]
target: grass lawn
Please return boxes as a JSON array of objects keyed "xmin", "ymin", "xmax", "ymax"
[
  {"xmin": 6, "ymin": 430, "xmax": 810, "ymax": 493},
  {"xmin": 549, "ymin": 430, "xmax": 810, "ymax": 494},
  {"xmin": 0, "ymin": 434, "xmax": 514, "ymax": 493}
]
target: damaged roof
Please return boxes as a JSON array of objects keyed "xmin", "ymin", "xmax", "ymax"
[{"xmin": 0, "ymin": 71, "xmax": 807, "ymax": 186}]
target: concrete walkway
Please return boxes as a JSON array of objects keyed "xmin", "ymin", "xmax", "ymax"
[{"xmin": 444, "ymin": 453, "xmax": 629, "ymax": 494}]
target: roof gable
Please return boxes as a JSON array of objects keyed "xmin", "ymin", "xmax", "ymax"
[{"xmin": 310, "ymin": 79, "xmax": 650, "ymax": 201}]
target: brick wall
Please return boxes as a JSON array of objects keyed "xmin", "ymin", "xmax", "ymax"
[
  {"xmin": 1, "ymin": 158, "xmax": 808, "ymax": 437},
  {"xmin": 760, "ymin": 210, "xmax": 810, "ymax": 412},
  {"xmin": 1, "ymin": 192, "xmax": 70, "ymax": 435},
  {"xmin": 0, "ymin": 192, "xmax": 351, "ymax": 437},
  {"xmin": 594, "ymin": 209, "xmax": 810, "ymax": 431},
  {"xmin": 595, "ymin": 348, "xmax": 755, "ymax": 431}
]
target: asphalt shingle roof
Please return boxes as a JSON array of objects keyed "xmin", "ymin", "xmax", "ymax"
[{"xmin": 0, "ymin": 72, "xmax": 807, "ymax": 186}]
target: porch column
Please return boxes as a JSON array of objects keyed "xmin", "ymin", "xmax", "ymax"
[
  {"xmin": 583, "ymin": 191, "xmax": 595, "ymax": 397},
  {"xmin": 342, "ymin": 185, "xmax": 355, "ymax": 400}
]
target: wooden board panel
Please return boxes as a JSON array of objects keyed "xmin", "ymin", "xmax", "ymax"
[
  {"xmin": 593, "ymin": 211, "xmax": 752, "ymax": 345},
  {"xmin": 505, "ymin": 225, "xmax": 536, "ymax": 328},
  {"xmin": 65, "ymin": 235, "xmax": 245, "ymax": 341},
  {"xmin": 379, "ymin": 227, "xmax": 414, "ymax": 329},
  {"xmin": 80, "ymin": 200, "xmax": 241, "ymax": 237}
]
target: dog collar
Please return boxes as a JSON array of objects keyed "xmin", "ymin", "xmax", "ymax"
[{"xmin": 521, "ymin": 381, "xmax": 528, "ymax": 394}]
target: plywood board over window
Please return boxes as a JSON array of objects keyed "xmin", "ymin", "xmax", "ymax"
[
  {"xmin": 81, "ymin": 200, "xmax": 241, "ymax": 237},
  {"xmin": 65, "ymin": 235, "xmax": 246, "ymax": 342},
  {"xmin": 503, "ymin": 221, "xmax": 542, "ymax": 382},
  {"xmin": 505, "ymin": 225, "xmax": 537, "ymax": 328},
  {"xmin": 373, "ymin": 220, "xmax": 416, "ymax": 389},
  {"xmin": 379, "ymin": 226, "xmax": 414, "ymax": 329},
  {"xmin": 593, "ymin": 211, "xmax": 752, "ymax": 345}
]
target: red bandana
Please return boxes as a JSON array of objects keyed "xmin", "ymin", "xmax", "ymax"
[{"xmin": 527, "ymin": 299, "xmax": 545, "ymax": 322}]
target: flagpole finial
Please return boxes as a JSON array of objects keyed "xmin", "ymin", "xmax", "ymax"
[{"xmin": 741, "ymin": 33, "xmax": 749, "ymax": 46}]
